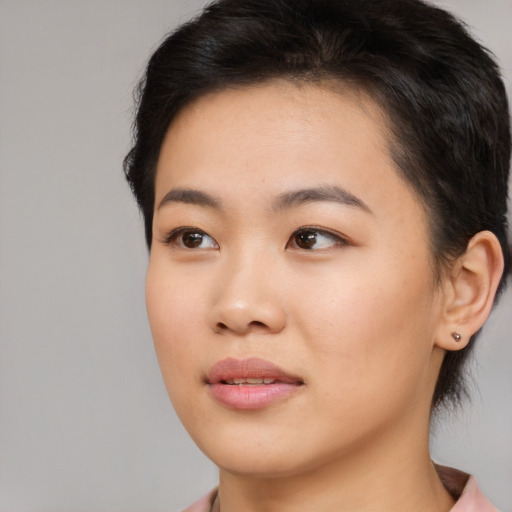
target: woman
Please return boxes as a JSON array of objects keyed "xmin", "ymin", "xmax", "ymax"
[{"xmin": 124, "ymin": 0, "xmax": 510, "ymax": 510}]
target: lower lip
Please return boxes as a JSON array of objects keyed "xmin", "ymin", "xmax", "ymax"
[{"xmin": 208, "ymin": 382, "xmax": 300, "ymax": 410}]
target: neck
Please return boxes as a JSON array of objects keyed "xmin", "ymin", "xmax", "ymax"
[{"xmin": 214, "ymin": 414, "xmax": 454, "ymax": 512}]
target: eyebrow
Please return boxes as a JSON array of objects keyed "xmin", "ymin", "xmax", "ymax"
[
  {"xmin": 157, "ymin": 188, "xmax": 222, "ymax": 210},
  {"xmin": 272, "ymin": 185, "xmax": 372, "ymax": 214},
  {"xmin": 156, "ymin": 184, "xmax": 371, "ymax": 214}
]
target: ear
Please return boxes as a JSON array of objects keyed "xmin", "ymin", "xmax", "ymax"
[{"xmin": 435, "ymin": 231, "xmax": 504, "ymax": 350}]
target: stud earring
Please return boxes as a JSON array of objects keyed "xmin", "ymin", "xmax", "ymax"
[{"xmin": 451, "ymin": 332, "xmax": 462, "ymax": 342}]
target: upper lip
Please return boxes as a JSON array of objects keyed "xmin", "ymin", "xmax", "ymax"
[{"xmin": 206, "ymin": 357, "xmax": 303, "ymax": 384}]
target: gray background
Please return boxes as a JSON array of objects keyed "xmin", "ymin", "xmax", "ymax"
[{"xmin": 0, "ymin": 1, "xmax": 510, "ymax": 511}]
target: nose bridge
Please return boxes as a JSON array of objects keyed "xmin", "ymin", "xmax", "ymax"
[{"xmin": 208, "ymin": 245, "xmax": 285, "ymax": 335}]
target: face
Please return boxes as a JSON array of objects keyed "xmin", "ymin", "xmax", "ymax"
[{"xmin": 146, "ymin": 81, "xmax": 445, "ymax": 477}]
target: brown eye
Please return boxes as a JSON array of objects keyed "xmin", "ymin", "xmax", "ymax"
[
  {"xmin": 182, "ymin": 231, "xmax": 205, "ymax": 248},
  {"xmin": 294, "ymin": 230, "xmax": 318, "ymax": 249},
  {"xmin": 289, "ymin": 228, "xmax": 347, "ymax": 250},
  {"xmin": 164, "ymin": 228, "xmax": 218, "ymax": 249}
]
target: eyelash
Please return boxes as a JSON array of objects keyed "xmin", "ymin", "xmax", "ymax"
[
  {"xmin": 163, "ymin": 227, "xmax": 218, "ymax": 249},
  {"xmin": 287, "ymin": 226, "xmax": 349, "ymax": 250},
  {"xmin": 162, "ymin": 226, "xmax": 350, "ymax": 250}
]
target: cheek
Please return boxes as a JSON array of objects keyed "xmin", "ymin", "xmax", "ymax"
[
  {"xmin": 292, "ymin": 259, "xmax": 437, "ymax": 397},
  {"xmin": 145, "ymin": 258, "xmax": 208, "ymax": 389},
  {"xmin": 145, "ymin": 263, "xmax": 217, "ymax": 437}
]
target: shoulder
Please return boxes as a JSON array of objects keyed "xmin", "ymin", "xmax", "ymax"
[
  {"xmin": 436, "ymin": 464, "xmax": 500, "ymax": 512},
  {"xmin": 180, "ymin": 488, "xmax": 218, "ymax": 512}
]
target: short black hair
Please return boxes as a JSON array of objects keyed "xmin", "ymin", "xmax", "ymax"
[{"xmin": 124, "ymin": 0, "xmax": 511, "ymax": 411}]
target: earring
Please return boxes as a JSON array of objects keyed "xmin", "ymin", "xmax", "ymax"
[{"xmin": 451, "ymin": 332, "xmax": 462, "ymax": 342}]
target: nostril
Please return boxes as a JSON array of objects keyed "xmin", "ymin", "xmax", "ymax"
[{"xmin": 214, "ymin": 320, "xmax": 267, "ymax": 333}]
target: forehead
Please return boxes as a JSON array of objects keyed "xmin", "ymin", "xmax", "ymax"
[
  {"xmin": 156, "ymin": 79, "xmax": 394, "ymax": 189},
  {"xmin": 155, "ymin": 80, "xmax": 419, "ymax": 217},
  {"xmin": 165, "ymin": 79, "xmax": 390, "ymax": 143}
]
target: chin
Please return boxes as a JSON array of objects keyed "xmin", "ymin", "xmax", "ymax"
[
  {"xmin": 191, "ymin": 425, "xmax": 328, "ymax": 479},
  {"xmin": 212, "ymin": 450, "xmax": 309, "ymax": 479}
]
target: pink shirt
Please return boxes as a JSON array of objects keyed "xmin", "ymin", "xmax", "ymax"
[{"xmin": 181, "ymin": 466, "xmax": 499, "ymax": 512}]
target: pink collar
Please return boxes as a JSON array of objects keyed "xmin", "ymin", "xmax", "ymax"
[
  {"xmin": 435, "ymin": 464, "xmax": 499, "ymax": 511},
  {"xmin": 183, "ymin": 466, "xmax": 499, "ymax": 512}
]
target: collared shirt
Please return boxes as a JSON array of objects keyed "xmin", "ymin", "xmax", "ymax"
[
  {"xmin": 436, "ymin": 465, "xmax": 499, "ymax": 512},
  {"xmin": 181, "ymin": 466, "xmax": 499, "ymax": 512}
]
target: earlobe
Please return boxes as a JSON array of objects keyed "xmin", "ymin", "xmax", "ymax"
[
  {"xmin": 435, "ymin": 231, "xmax": 504, "ymax": 351},
  {"xmin": 450, "ymin": 332, "xmax": 462, "ymax": 342}
]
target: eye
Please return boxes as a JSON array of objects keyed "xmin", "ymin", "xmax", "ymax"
[
  {"xmin": 164, "ymin": 227, "xmax": 218, "ymax": 249},
  {"xmin": 288, "ymin": 227, "xmax": 348, "ymax": 250}
]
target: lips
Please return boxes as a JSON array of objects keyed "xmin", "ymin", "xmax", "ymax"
[{"xmin": 206, "ymin": 357, "xmax": 304, "ymax": 410}]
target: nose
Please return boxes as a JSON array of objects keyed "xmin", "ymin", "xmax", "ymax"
[{"xmin": 207, "ymin": 254, "xmax": 287, "ymax": 336}]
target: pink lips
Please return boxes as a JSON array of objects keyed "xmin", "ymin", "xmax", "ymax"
[{"xmin": 207, "ymin": 357, "xmax": 303, "ymax": 410}]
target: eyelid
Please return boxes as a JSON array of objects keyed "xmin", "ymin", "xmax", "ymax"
[
  {"xmin": 162, "ymin": 226, "xmax": 219, "ymax": 248},
  {"xmin": 160, "ymin": 225, "xmax": 349, "ymax": 249},
  {"xmin": 287, "ymin": 226, "xmax": 350, "ymax": 249}
]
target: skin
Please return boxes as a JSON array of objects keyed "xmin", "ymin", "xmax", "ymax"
[{"xmin": 146, "ymin": 80, "xmax": 501, "ymax": 511}]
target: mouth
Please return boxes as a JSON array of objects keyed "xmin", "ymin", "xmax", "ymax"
[
  {"xmin": 221, "ymin": 377, "xmax": 281, "ymax": 385},
  {"xmin": 206, "ymin": 357, "xmax": 304, "ymax": 410}
]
